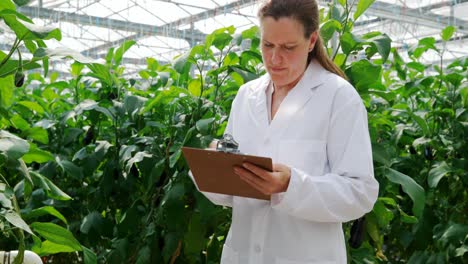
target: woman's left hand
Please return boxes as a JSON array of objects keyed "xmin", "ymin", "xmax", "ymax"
[{"xmin": 234, "ymin": 163, "xmax": 291, "ymax": 195}]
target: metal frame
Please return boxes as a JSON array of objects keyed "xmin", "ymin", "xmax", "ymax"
[{"xmin": 1, "ymin": 0, "xmax": 465, "ymax": 75}]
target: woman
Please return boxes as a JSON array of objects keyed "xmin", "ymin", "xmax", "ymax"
[{"xmin": 197, "ymin": 0, "xmax": 379, "ymax": 263}]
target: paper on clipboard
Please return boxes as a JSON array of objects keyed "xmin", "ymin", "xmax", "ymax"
[{"xmin": 182, "ymin": 147, "xmax": 272, "ymax": 200}]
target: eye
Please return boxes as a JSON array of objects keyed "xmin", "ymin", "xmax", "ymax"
[
  {"xmin": 284, "ymin": 46, "xmax": 296, "ymax": 51},
  {"xmin": 263, "ymin": 42, "xmax": 273, "ymax": 48}
]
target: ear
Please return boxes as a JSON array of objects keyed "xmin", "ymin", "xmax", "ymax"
[{"xmin": 308, "ymin": 31, "xmax": 319, "ymax": 52}]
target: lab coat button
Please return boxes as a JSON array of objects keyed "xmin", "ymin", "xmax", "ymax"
[{"xmin": 254, "ymin": 244, "xmax": 261, "ymax": 253}]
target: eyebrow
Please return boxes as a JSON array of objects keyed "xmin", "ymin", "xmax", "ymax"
[{"xmin": 262, "ymin": 40, "xmax": 299, "ymax": 45}]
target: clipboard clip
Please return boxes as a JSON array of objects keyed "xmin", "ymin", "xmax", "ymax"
[{"xmin": 216, "ymin": 133, "xmax": 240, "ymax": 154}]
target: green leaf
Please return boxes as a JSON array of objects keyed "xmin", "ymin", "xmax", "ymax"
[
  {"xmin": 17, "ymin": 100, "xmax": 45, "ymax": 115},
  {"xmin": 340, "ymin": 32, "xmax": 364, "ymax": 55},
  {"xmin": 80, "ymin": 211, "xmax": 103, "ymax": 234},
  {"xmin": 456, "ymin": 245, "xmax": 468, "ymax": 257},
  {"xmin": 196, "ymin": 118, "xmax": 215, "ymax": 135},
  {"xmin": 428, "ymin": 161, "xmax": 451, "ymax": 188},
  {"xmin": 31, "ymin": 222, "xmax": 82, "ymax": 251},
  {"xmin": 13, "ymin": 0, "xmax": 31, "ymax": 6},
  {"xmin": 0, "ymin": 10, "xmax": 61, "ymax": 41},
  {"xmin": 438, "ymin": 223, "xmax": 468, "ymax": 246},
  {"xmin": 222, "ymin": 52, "xmax": 240, "ymax": 67},
  {"xmin": 0, "ymin": 130, "xmax": 30, "ymax": 159},
  {"xmin": 125, "ymin": 151, "xmax": 152, "ymax": 175},
  {"xmin": 399, "ymin": 208, "xmax": 418, "ymax": 224},
  {"xmin": 0, "ymin": 75, "xmax": 15, "ymax": 108},
  {"xmin": 333, "ymin": 53, "xmax": 346, "ymax": 68},
  {"xmin": 82, "ymin": 246, "xmax": 97, "ymax": 264},
  {"xmin": 25, "ymin": 127, "xmax": 49, "ymax": 144},
  {"xmin": 169, "ymin": 148, "xmax": 182, "ymax": 168},
  {"xmin": 139, "ymin": 70, "xmax": 151, "ymax": 80},
  {"xmin": 337, "ymin": 0, "xmax": 346, "ymax": 7},
  {"xmin": 229, "ymin": 66, "xmax": 258, "ymax": 83},
  {"xmin": 372, "ymin": 144, "xmax": 391, "ymax": 167},
  {"xmin": 56, "ymin": 157, "xmax": 84, "ymax": 180},
  {"xmin": 373, "ymin": 200, "xmax": 394, "ymax": 227},
  {"xmin": 184, "ymin": 213, "xmax": 206, "ymax": 255},
  {"xmin": 172, "ymin": 51, "xmax": 192, "ymax": 75},
  {"xmin": 211, "ymin": 31, "xmax": 234, "ymax": 51},
  {"xmin": 406, "ymin": 62, "xmax": 425, "ymax": 72},
  {"xmin": 43, "ymin": 57, "xmax": 49, "ymax": 77},
  {"xmin": 354, "ymin": 0, "xmax": 376, "ymax": 21},
  {"xmin": 30, "ymin": 171, "xmax": 72, "ymax": 200},
  {"xmin": 135, "ymin": 246, "xmax": 151, "ymax": 264},
  {"xmin": 365, "ymin": 33, "xmax": 392, "ymax": 62},
  {"xmin": 0, "ymin": 58, "xmax": 41, "ymax": 77},
  {"xmin": 386, "ymin": 168, "xmax": 425, "ymax": 218},
  {"xmin": 330, "ymin": 4, "xmax": 346, "ymax": 22},
  {"xmin": 23, "ymin": 206, "xmax": 68, "ymax": 224},
  {"xmin": 114, "ymin": 40, "xmax": 136, "ymax": 66},
  {"xmin": 33, "ymin": 47, "xmax": 94, "ymax": 63},
  {"xmin": 23, "ymin": 146, "xmax": 54, "ymax": 164},
  {"xmin": 320, "ymin": 19, "xmax": 342, "ymax": 43},
  {"xmin": 34, "ymin": 240, "xmax": 79, "ymax": 256},
  {"xmin": 142, "ymin": 86, "xmax": 190, "ymax": 113},
  {"xmin": 461, "ymin": 87, "xmax": 468, "ymax": 108},
  {"xmin": 71, "ymin": 62, "xmax": 85, "ymax": 77},
  {"xmin": 11, "ymin": 114, "xmax": 30, "ymax": 131},
  {"xmin": 366, "ymin": 213, "xmax": 380, "ymax": 244},
  {"xmin": 205, "ymin": 26, "xmax": 235, "ymax": 50},
  {"xmin": 409, "ymin": 37, "xmax": 438, "ymax": 58},
  {"xmin": 124, "ymin": 95, "xmax": 147, "ymax": 116},
  {"xmin": 0, "ymin": 0, "xmax": 15, "ymax": 11},
  {"xmin": 408, "ymin": 111, "xmax": 429, "ymax": 136},
  {"xmin": 0, "ymin": 192, "xmax": 13, "ymax": 209},
  {"xmin": 86, "ymin": 64, "xmax": 114, "ymax": 87},
  {"xmin": 188, "ymin": 78, "xmax": 202, "ymax": 97},
  {"xmin": 441, "ymin": 25, "xmax": 456, "ymax": 41},
  {"xmin": 345, "ymin": 60, "xmax": 381, "ymax": 92},
  {"xmin": 5, "ymin": 211, "xmax": 34, "ymax": 235}
]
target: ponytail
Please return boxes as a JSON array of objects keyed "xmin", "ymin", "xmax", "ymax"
[{"xmin": 308, "ymin": 36, "xmax": 347, "ymax": 80}]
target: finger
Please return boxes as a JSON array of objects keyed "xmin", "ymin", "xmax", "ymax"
[
  {"xmin": 234, "ymin": 166, "xmax": 265, "ymax": 183},
  {"xmin": 273, "ymin": 163, "xmax": 289, "ymax": 172},
  {"xmin": 242, "ymin": 162, "xmax": 272, "ymax": 180},
  {"xmin": 238, "ymin": 170, "xmax": 269, "ymax": 195}
]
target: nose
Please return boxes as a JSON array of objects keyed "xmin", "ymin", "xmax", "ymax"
[{"xmin": 271, "ymin": 48, "xmax": 281, "ymax": 65}]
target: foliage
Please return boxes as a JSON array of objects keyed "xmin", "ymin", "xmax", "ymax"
[
  {"xmin": 321, "ymin": 1, "xmax": 467, "ymax": 263},
  {"xmin": 0, "ymin": 0, "xmax": 467, "ymax": 263}
]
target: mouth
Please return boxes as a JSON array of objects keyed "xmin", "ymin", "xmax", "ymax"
[{"xmin": 269, "ymin": 67, "xmax": 287, "ymax": 73}]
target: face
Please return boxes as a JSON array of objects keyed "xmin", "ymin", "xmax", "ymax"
[{"xmin": 260, "ymin": 16, "xmax": 318, "ymax": 90}]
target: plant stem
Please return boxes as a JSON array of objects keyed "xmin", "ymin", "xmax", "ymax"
[
  {"xmin": 0, "ymin": 38, "xmax": 20, "ymax": 70},
  {"xmin": 169, "ymin": 240, "xmax": 182, "ymax": 264},
  {"xmin": 332, "ymin": 0, "xmax": 354, "ymax": 61}
]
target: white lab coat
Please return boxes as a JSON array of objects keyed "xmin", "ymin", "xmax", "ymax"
[{"xmin": 194, "ymin": 60, "xmax": 379, "ymax": 264}]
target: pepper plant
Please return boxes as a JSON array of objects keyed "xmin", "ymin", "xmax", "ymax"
[{"xmin": 1, "ymin": 0, "xmax": 467, "ymax": 263}]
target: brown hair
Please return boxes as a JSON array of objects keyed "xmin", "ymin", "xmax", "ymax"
[{"xmin": 258, "ymin": 0, "xmax": 347, "ymax": 79}]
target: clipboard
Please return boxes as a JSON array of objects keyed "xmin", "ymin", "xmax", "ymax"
[{"xmin": 182, "ymin": 147, "xmax": 273, "ymax": 200}]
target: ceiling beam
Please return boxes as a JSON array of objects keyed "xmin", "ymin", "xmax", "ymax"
[
  {"xmin": 80, "ymin": 0, "xmax": 257, "ymax": 56},
  {"xmin": 17, "ymin": 6, "xmax": 207, "ymax": 44},
  {"xmin": 363, "ymin": 1, "xmax": 468, "ymax": 35}
]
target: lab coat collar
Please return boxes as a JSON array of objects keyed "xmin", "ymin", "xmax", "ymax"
[{"xmin": 249, "ymin": 59, "xmax": 329, "ymax": 131}]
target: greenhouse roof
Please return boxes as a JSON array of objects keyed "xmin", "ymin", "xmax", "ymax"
[{"xmin": 2, "ymin": 0, "xmax": 467, "ymax": 78}]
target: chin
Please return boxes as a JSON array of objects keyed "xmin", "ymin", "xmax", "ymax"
[{"xmin": 270, "ymin": 76, "xmax": 290, "ymax": 87}]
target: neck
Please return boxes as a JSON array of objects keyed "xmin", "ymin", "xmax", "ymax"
[{"xmin": 273, "ymin": 71, "xmax": 305, "ymax": 93}]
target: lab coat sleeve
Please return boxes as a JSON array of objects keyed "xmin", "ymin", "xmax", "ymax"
[{"xmin": 271, "ymin": 92, "xmax": 379, "ymax": 223}]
